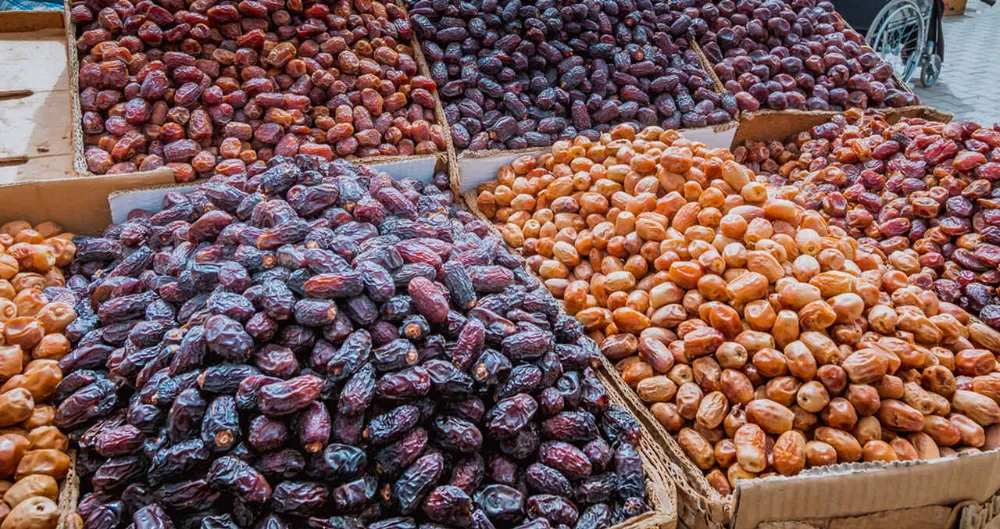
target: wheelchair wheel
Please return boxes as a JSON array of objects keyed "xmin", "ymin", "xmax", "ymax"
[
  {"xmin": 866, "ymin": 0, "xmax": 926, "ymax": 83},
  {"xmin": 921, "ymin": 54, "xmax": 942, "ymax": 87}
]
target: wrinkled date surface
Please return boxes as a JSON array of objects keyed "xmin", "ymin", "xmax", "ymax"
[
  {"xmin": 56, "ymin": 155, "xmax": 649, "ymax": 529},
  {"xmin": 407, "ymin": 0, "xmax": 736, "ymax": 151},
  {"xmin": 72, "ymin": 0, "xmax": 447, "ymax": 179},
  {"xmin": 736, "ymin": 110, "xmax": 1000, "ymax": 332},
  {"xmin": 477, "ymin": 124, "xmax": 1000, "ymax": 494},
  {"xmin": 690, "ymin": 0, "xmax": 918, "ymax": 111},
  {"xmin": 0, "ymin": 220, "xmax": 78, "ymax": 522}
]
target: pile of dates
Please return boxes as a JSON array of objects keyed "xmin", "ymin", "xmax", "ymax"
[
  {"xmin": 70, "ymin": 0, "xmax": 448, "ymax": 179},
  {"xmin": 54, "ymin": 155, "xmax": 651, "ymax": 529},
  {"xmin": 407, "ymin": 0, "xmax": 736, "ymax": 151},
  {"xmin": 734, "ymin": 109, "xmax": 1000, "ymax": 331},
  {"xmin": 477, "ymin": 124, "xmax": 1000, "ymax": 493},
  {"xmin": 0, "ymin": 221, "xmax": 78, "ymax": 529},
  {"xmin": 682, "ymin": 0, "xmax": 918, "ymax": 111}
]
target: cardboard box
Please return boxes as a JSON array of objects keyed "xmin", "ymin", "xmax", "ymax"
[
  {"xmin": 60, "ymin": 0, "xmax": 456, "ymax": 182},
  {"xmin": 0, "ymin": 152, "xmax": 679, "ymax": 529},
  {"xmin": 451, "ymin": 113, "xmax": 1000, "ymax": 529},
  {"xmin": 0, "ymin": 11, "xmax": 75, "ymax": 184}
]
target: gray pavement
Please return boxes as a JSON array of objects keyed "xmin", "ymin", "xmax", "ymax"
[{"xmin": 910, "ymin": 4, "xmax": 1000, "ymax": 125}]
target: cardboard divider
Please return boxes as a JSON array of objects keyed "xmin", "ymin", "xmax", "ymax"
[
  {"xmin": 732, "ymin": 105, "xmax": 954, "ymax": 148},
  {"xmin": 56, "ymin": 452, "xmax": 79, "ymax": 529},
  {"xmin": 580, "ymin": 338, "xmax": 678, "ymax": 529},
  {"xmin": 396, "ymin": 0, "xmax": 460, "ymax": 198},
  {"xmin": 0, "ymin": 168, "xmax": 176, "ymax": 234},
  {"xmin": 0, "ymin": 11, "xmax": 74, "ymax": 183}
]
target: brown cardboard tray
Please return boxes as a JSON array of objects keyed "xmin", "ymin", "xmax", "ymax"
[
  {"xmin": 451, "ymin": 130, "xmax": 1000, "ymax": 529},
  {"xmin": 731, "ymin": 105, "xmax": 954, "ymax": 149},
  {"xmin": 0, "ymin": 11, "xmax": 75, "ymax": 184}
]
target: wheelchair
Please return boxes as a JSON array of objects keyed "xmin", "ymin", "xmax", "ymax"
[{"xmin": 833, "ymin": 0, "xmax": 945, "ymax": 87}]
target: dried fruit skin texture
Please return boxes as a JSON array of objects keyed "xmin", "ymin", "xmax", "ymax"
[
  {"xmin": 53, "ymin": 155, "xmax": 649, "ymax": 528},
  {"xmin": 476, "ymin": 122, "xmax": 1000, "ymax": 492}
]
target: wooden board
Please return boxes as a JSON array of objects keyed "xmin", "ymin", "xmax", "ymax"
[
  {"xmin": 0, "ymin": 28, "xmax": 68, "ymax": 94},
  {"xmin": 0, "ymin": 91, "xmax": 73, "ymax": 159},
  {"xmin": 0, "ymin": 17, "xmax": 74, "ymax": 184},
  {"xmin": 0, "ymin": 154, "xmax": 75, "ymax": 183}
]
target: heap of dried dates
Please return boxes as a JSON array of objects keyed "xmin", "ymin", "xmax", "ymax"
[
  {"xmin": 735, "ymin": 110, "xmax": 1000, "ymax": 331},
  {"xmin": 690, "ymin": 0, "xmax": 919, "ymax": 111},
  {"xmin": 0, "ymin": 221, "xmax": 79, "ymax": 529},
  {"xmin": 408, "ymin": 0, "xmax": 736, "ymax": 151},
  {"xmin": 71, "ymin": 0, "xmax": 447, "ymax": 178},
  {"xmin": 55, "ymin": 155, "xmax": 650, "ymax": 529},
  {"xmin": 476, "ymin": 124, "xmax": 1000, "ymax": 494}
]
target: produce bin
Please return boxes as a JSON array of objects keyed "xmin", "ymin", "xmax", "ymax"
[
  {"xmin": 61, "ymin": 0, "xmax": 454, "ymax": 180},
  {"xmin": 0, "ymin": 150, "xmax": 679, "ymax": 529},
  {"xmin": 453, "ymin": 120, "xmax": 1000, "ymax": 529}
]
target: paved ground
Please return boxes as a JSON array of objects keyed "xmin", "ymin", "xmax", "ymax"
[{"xmin": 910, "ymin": 3, "xmax": 1000, "ymax": 124}]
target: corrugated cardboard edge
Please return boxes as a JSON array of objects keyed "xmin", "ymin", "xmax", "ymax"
[
  {"xmin": 62, "ymin": 0, "xmax": 453, "ymax": 180},
  {"xmin": 62, "ymin": 0, "xmax": 87, "ymax": 177},
  {"xmin": 960, "ymin": 490, "xmax": 1000, "ymax": 529},
  {"xmin": 732, "ymin": 106, "xmax": 954, "ymax": 149},
  {"xmin": 56, "ymin": 451, "xmax": 79, "ymax": 529}
]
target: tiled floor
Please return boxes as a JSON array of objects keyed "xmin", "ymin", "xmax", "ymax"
[{"xmin": 910, "ymin": 3, "xmax": 1000, "ymax": 124}]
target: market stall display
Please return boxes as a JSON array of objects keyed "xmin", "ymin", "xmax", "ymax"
[
  {"xmin": 473, "ymin": 123, "xmax": 1000, "ymax": 494},
  {"xmin": 406, "ymin": 0, "xmax": 736, "ymax": 151},
  {"xmin": 0, "ymin": 221, "xmax": 78, "ymax": 529},
  {"xmin": 68, "ymin": 0, "xmax": 448, "ymax": 178},
  {"xmin": 8, "ymin": 0, "xmax": 1000, "ymax": 525},
  {"xmin": 735, "ymin": 110, "xmax": 1000, "ymax": 333},
  {"xmin": 53, "ymin": 156, "xmax": 673, "ymax": 529}
]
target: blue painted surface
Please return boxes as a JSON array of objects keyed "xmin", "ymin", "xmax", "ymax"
[{"xmin": 0, "ymin": 0, "xmax": 61, "ymax": 11}]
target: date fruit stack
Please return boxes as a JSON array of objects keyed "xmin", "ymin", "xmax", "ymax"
[
  {"xmin": 0, "ymin": 221, "xmax": 79, "ymax": 529},
  {"xmin": 686, "ymin": 0, "xmax": 918, "ymax": 111},
  {"xmin": 54, "ymin": 155, "xmax": 651, "ymax": 529},
  {"xmin": 71, "ymin": 0, "xmax": 448, "ymax": 179},
  {"xmin": 734, "ymin": 110, "xmax": 1000, "ymax": 333},
  {"xmin": 475, "ymin": 124, "xmax": 1000, "ymax": 494},
  {"xmin": 408, "ymin": 0, "xmax": 736, "ymax": 151}
]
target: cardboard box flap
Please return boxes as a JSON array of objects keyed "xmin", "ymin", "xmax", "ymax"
[
  {"xmin": 732, "ymin": 106, "xmax": 953, "ymax": 148},
  {"xmin": 0, "ymin": 167, "xmax": 175, "ymax": 234},
  {"xmin": 731, "ymin": 450, "xmax": 1000, "ymax": 529}
]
